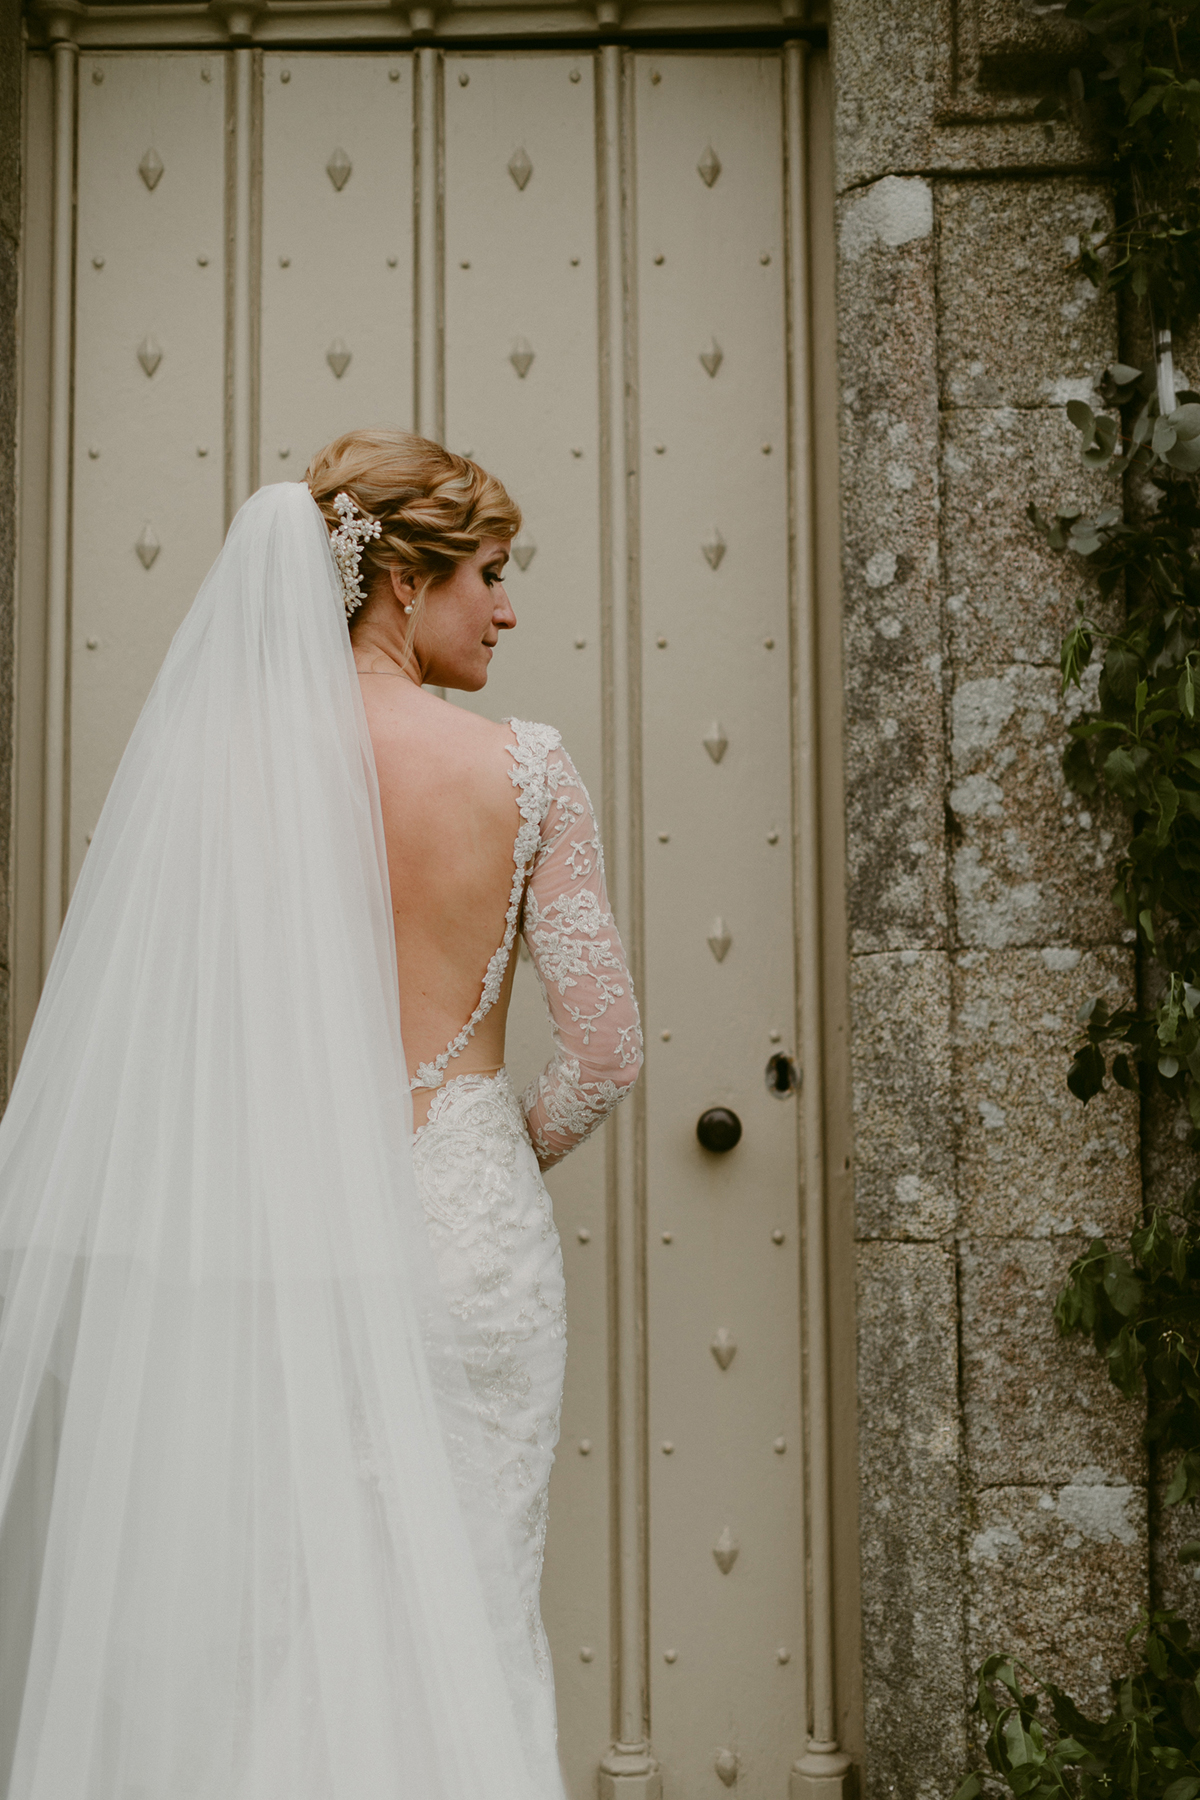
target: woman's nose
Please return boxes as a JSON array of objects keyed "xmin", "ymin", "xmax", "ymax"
[{"xmin": 495, "ymin": 590, "xmax": 517, "ymax": 630}]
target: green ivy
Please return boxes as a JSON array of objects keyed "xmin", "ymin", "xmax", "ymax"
[
  {"xmin": 955, "ymin": 1618, "xmax": 1200, "ymax": 1800},
  {"xmin": 954, "ymin": 4, "xmax": 1200, "ymax": 1796}
]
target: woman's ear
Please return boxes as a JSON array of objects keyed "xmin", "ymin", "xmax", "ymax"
[{"xmin": 388, "ymin": 566, "xmax": 418, "ymax": 603}]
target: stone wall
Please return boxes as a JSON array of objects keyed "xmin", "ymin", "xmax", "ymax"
[
  {"xmin": 832, "ymin": 3, "xmax": 1151, "ymax": 1794},
  {"xmin": 0, "ymin": 0, "xmax": 18, "ymax": 1087}
]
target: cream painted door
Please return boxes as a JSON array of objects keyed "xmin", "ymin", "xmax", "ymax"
[{"xmin": 20, "ymin": 42, "xmax": 820, "ymax": 1799}]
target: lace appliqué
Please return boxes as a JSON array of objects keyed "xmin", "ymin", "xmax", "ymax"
[{"xmin": 411, "ymin": 1071, "xmax": 566, "ymax": 1684}]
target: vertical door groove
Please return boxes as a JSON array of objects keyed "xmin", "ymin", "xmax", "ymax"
[
  {"xmin": 414, "ymin": 45, "xmax": 443, "ymax": 442},
  {"xmin": 784, "ymin": 37, "xmax": 850, "ymax": 1799},
  {"xmin": 596, "ymin": 40, "xmax": 656, "ymax": 1797},
  {"xmin": 226, "ymin": 45, "xmax": 260, "ymax": 522},
  {"xmin": 42, "ymin": 26, "xmax": 77, "ymax": 975}
]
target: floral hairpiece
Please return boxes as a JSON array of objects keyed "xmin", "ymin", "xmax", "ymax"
[{"xmin": 329, "ymin": 491, "xmax": 382, "ymax": 617}]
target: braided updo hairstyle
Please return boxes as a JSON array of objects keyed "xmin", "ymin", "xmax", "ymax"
[{"xmin": 305, "ymin": 428, "xmax": 521, "ymax": 629}]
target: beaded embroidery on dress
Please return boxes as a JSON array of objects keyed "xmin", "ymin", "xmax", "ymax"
[
  {"xmin": 409, "ymin": 720, "xmax": 642, "ymax": 1768},
  {"xmin": 410, "ymin": 719, "xmax": 643, "ymax": 1173}
]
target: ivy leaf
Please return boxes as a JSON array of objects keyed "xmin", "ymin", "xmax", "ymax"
[
  {"xmin": 1164, "ymin": 1782, "xmax": 1200, "ymax": 1800},
  {"xmin": 1068, "ymin": 1042, "xmax": 1106, "ymax": 1102},
  {"xmin": 1156, "ymin": 773, "xmax": 1181, "ymax": 841},
  {"xmin": 950, "ymin": 1779, "xmax": 983, "ymax": 1800},
  {"xmin": 1063, "ymin": 737, "xmax": 1098, "ymax": 794},
  {"xmin": 1104, "ymin": 1256, "xmax": 1144, "ymax": 1315},
  {"xmin": 1067, "ymin": 398, "xmax": 1097, "ymax": 446},
  {"xmin": 1104, "ymin": 745, "xmax": 1140, "ymax": 798}
]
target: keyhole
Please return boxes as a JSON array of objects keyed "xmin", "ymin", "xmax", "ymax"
[{"xmin": 765, "ymin": 1052, "xmax": 798, "ymax": 1098}]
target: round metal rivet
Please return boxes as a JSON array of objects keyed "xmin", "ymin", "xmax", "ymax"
[
  {"xmin": 664, "ymin": 1648, "xmax": 678, "ymax": 1663},
  {"xmin": 654, "ymin": 442, "xmax": 666, "ymax": 454},
  {"xmin": 661, "ymin": 1441, "xmax": 674, "ymax": 1454},
  {"xmin": 653, "ymin": 252, "xmax": 664, "ymax": 265},
  {"xmin": 570, "ymin": 255, "xmax": 580, "ymax": 266},
  {"xmin": 764, "ymin": 637, "xmax": 775, "ymax": 649},
  {"xmin": 86, "ymin": 637, "xmax": 98, "ymax": 649},
  {"xmin": 279, "ymin": 256, "xmax": 290, "ymax": 268},
  {"xmin": 280, "ymin": 69, "xmax": 290, "ymax": 82},
  {"xmin": 579, "ymin": 1438, "xmax": 592, "ymax": 1454},
  {"xmin": 767, "ymin": 829, "xmax": 779, "ymax": 844},
  {"xmin": 279, "ymin": 447, "xmax": 290, "ymax": 459},
  {"xmin": 87, "ymin": 446, "xmax": 100, "ymax": 459},
  {"xmin": 92, "ymin": 256, "xmax": 105, "ymax": 269},
  {"xmin": 387, "ymin": 255, "xmax": 398, "ymax": 267},
  {"xmin": 774, "ymin": 1437, "xmax": 787, "ymax": 1454},
  {"xmin": 650, "ymin": 69, "xmax": 662, "ymax": 84},
  {"xmin": 91, "ymin": 67, "xmax": 103, "ymax": 83},
  {"xmin": 85, "ymin": 832, "xmax": 93, "ymax": 844},
  {"xmin": 569, "ymin": 67, "xmax": 581, "ymax": 82},
  {"xmin": 577, "ymin": 1227, "xmax": 591, "ymax": 1243},
  {"xmin": 580, "ymin": 1647, "xmax": 594, "ymax": 1663},
  {"xmin": 657, "ymin": 832, "xmax": 669, "ymax": 843},
  {"xmin": 571, "ymin": 446, "xmax": 583, "ymax": 458},
  {"xmin": 660, "ymin": 1029, "xmax": 671, "ymax": 1041},
  {"xmin": 661, "ymin": 1231, "xmax": 673, "ymax": 1244},
  {"xmin": 458, "ymin": 70, "xmax": 469, "ymax": 85},
  {"xmin": 777, "ymin": 1646, "xmax": 791, "ymax": 1663},
  {"xmin": 769, "ymin": 1029, "xmax": 782, "ymax": 1042},
  {"xmin": 201, "ymin": 67, "xmax": 212, "ymax": 81},
  {"xmin": 656, "ymin": 636, "xmax": 667, "ymax": 648},
  {"xmin": 460, "ymin": 259, "xmax": 471, "ymax": 269},
  {"xmin": 772, "ymin": 1229, "xmax": 785, "ymax": 1244},
  {"xmin": 761, "ymin": 442, "xmax": 772, "ymax": 454},
  {"xmin": 197, "ymin": 446, "xmax": 209, "ymax": 457},
  {"xmin": 574, "ymin": 637, "xmax": 586, "ymax": 649},
  {"xmin": 197, "ymin": 253, "xmax": 209, "ymax": 266},
  {"xmin": 390, "ymin": 67, "xmax": 401, "ymax": 80},
  {"xmin": 760, "ymin": 251, "xmax": 771, "ymax": 265}
]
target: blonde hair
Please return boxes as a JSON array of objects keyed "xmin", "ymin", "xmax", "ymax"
[{"xmin": 304, "ymin": 428, "xmax": 521, "ymax": 628}]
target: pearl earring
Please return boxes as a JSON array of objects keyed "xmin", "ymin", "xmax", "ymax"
[{"xmin": 403, "ymin": 603, "xmax": 413, "ymax": 615}]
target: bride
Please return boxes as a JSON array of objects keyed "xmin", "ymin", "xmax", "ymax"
[{"xmin": 0, "ymin": 429, "xmax": 642, "ymax": 1798}]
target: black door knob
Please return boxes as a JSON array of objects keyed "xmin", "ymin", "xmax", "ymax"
[{"xmin": 696, "ymin": 1107, "xmax": 742, "ymax": 1153}]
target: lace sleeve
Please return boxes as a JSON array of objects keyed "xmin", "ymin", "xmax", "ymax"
[{"xmin": 517, "ymin": 740, "xmax": 643, "ymax": 1171}]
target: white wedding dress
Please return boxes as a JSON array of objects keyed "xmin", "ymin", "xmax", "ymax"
[
  {"xmin": 0, "ymin": 485, "xmax": 641, "ymax": 1800},
  {"xmin": 410, "ymin": 719, "xmax": 642, "ymax": 1758}
]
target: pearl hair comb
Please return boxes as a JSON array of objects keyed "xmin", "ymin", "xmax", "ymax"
[{"xmin": 329, "ymin": 490, "xmax": 382, "ymax": 617}]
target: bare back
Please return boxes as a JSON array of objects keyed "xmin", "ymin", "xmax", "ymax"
[{"xmin": 358, "ymin": 677, "xmax": 523, "ymax": 1123}]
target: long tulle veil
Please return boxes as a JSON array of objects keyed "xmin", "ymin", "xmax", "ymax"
[{"xmin": 0, "ymin": 483, "xmax": 563, "ymax": 1799}]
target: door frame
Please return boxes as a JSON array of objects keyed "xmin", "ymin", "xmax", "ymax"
[{"xmin": 13, "ymin": 7, "xmax": 858, "ymax": 1793}]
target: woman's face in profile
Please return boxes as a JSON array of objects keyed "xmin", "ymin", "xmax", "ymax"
[{"xmin": 398, "ymin": 537, "xmax": 515, "ymax": 691}]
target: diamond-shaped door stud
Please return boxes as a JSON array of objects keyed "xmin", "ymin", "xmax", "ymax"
[
  {"xmin": 326, "ymin": 148, "xmax": 353, "ymax": 191},
  {"xmin": 507, "ymin": 146, "xmax": 533, "ymax": 190},
  {"xmin": 703, "ymin": 723, "xmax": 728, "ymax": 763},
  {"xmin": 135, "ymin": 525, "xmax": 160, "ymax": 570},
  {"xmin": 326, "ymin": 339, "xmax": 352, "ymax": 378},
  {"xmin": 509, "ymin": 338, "xmax": 535, "ymax": 378},
  {"xmin": 138, "ymin": 148, "xmax": 164, "ymax": 190},
  {"xmin": 712, "ymin": 1527, "xmax": 739, "ymax": 1575},
  {"xmin": 511, "ymin": 534, "xmax": 536, "ymax": 571},
  {"xmin": 137, "ymin": 335, "xmax": 162, "ymax": 377},
  {"xmin": 707, "ymin": 918, "xmax": 732, "ymax": 962},
  {"xmin": 701, "ymin": 529, "xmax": 726, "ymax": 570},
  {"xmin": 697, "ymin": 144, "xmax": 721, "ymax": 187},
  {"xmin": 699, "ymin": 338, "xmax": 723, "ymax": 377},
  {"xmin": 715, "ymin": 1751, "xmax": 739, "ymax": 1789},
  {"xmin": 711, "ymin": 1328, "xmax": 737, "ymax": 1371},
  {"xmin": 705, "ymin": 921, "xmax": 734, "ymax": 964}
]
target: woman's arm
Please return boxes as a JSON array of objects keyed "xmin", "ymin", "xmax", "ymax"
[{"xmin": 519, "ymin": 744, "xmax": 643, "ymax": 1170}]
